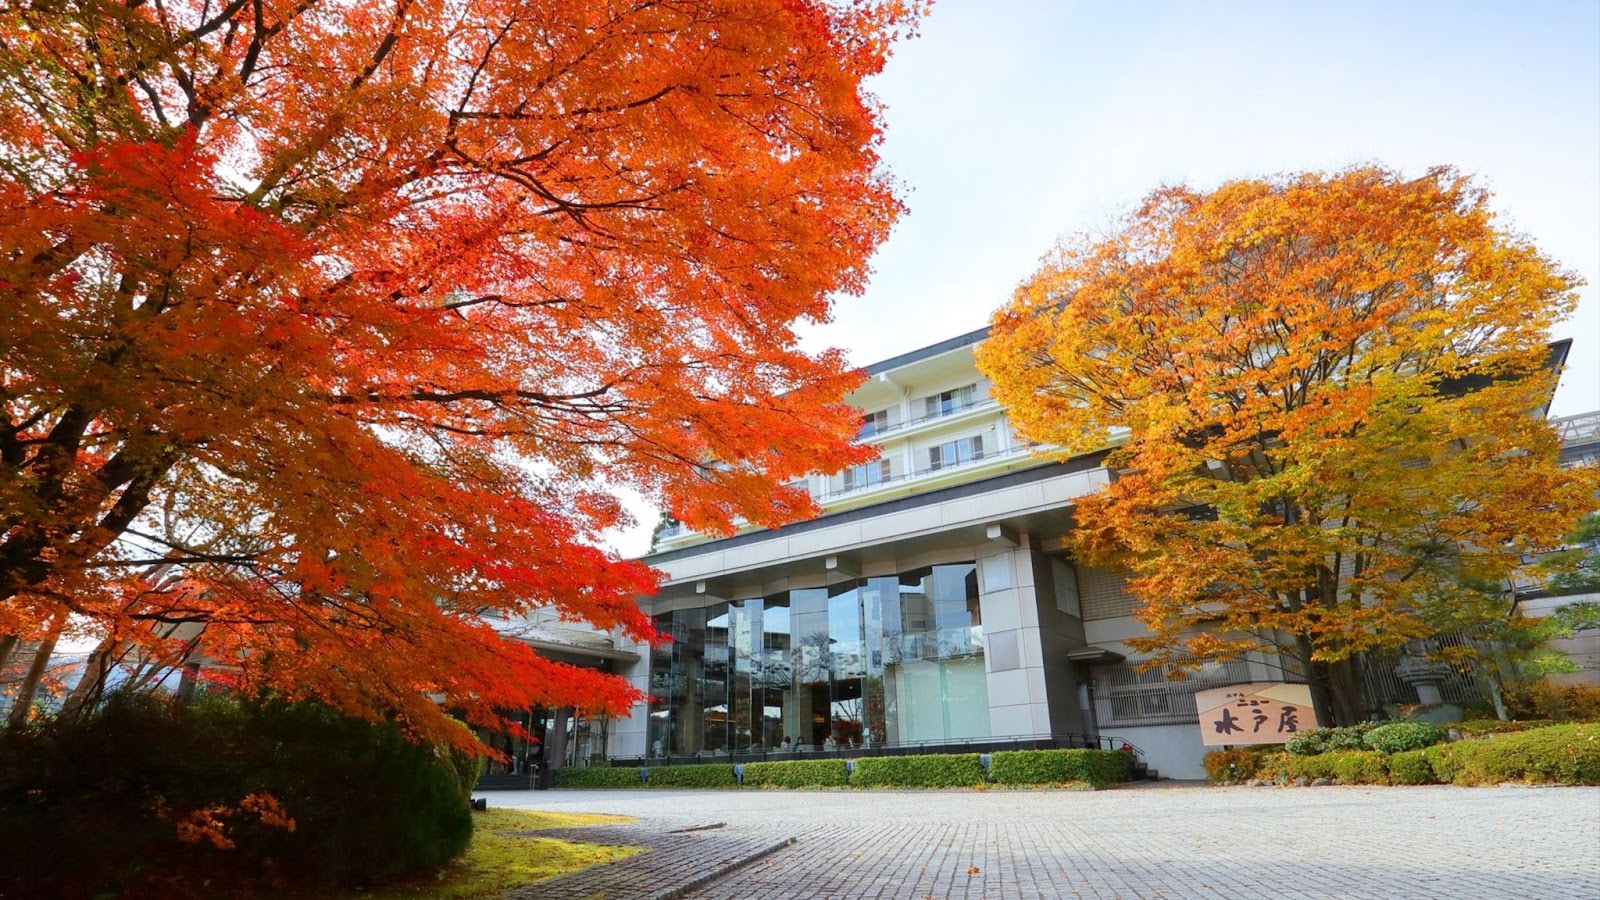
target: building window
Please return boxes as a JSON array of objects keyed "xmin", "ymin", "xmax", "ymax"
[
  {"xmin": 1091, "ymin": 656, "xmax": 1253, "ymax": 727},
  {"xmin": 927, "ymin": 435, "xmax": 984, "ymax": 471},
  {"xmin": 859, "ymin": 409, "xmax": 891, "ymax": 438},
  {"xmin": 785, "ymin": 477, "xmax": 818, "ymax": 501},
  {"xmin": 842, "ymin": 459, "xmax": 893, "ymax": 492},
  {"xmin": 923, "ymin": 383, "xmax": 979, "ymax": 419},
  {"xmin": 645, "ymin": 563, "xmax": 990, "ymax": 757}
]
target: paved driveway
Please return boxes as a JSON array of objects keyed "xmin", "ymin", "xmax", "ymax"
[{"xmin": 498, "ymin": 782, "xmax": 1600, "ymax": 899}]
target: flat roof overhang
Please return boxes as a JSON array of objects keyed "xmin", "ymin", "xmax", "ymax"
[
  {"xmin": 517, "ymin": 636, "xmax": 640, "ymax": 665},
  {"xmin": 642, "ymin": 454, "xmax": 1111, "ymax": 606},
  {"xmin": 1066, "ymin": 645, "xmax": 1126, "ymax": 664}
]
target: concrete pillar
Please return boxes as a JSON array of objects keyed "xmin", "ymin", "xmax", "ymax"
[{"xmin": 978, "ymin": 540, "xmax": 1054, "ymax": 740}]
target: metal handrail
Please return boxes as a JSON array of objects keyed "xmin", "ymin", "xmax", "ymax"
[
  {"xmin": 860, "ymin": 395, "xmax": 997, "ymax": 439},
  {"xmin": 831, "ymin": 443, "xmax": 1034, "ymax": 498},
  {"xmin": 1552, "ymin": 410, "xmax": 1600, "ymax": 446}
]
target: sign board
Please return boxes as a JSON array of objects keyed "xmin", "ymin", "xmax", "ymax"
[{"xmin": 1194, "ymin": 682, "xmax": 1317, "ymax": 747}]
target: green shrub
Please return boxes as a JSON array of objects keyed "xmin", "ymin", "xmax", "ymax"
[
  {"xmin": 1282, "ymin": 730, "xmax": 1324, "ymax": 756},
  {"xmin": 1363, "ymin": 721, "xmax": 1444, "ymax": 754},
  {"xmin": 1250, "ymin": 752, "xmax": 1295, "ymax": 781},
  {"xmin": 1329, "ymin": 750, "xmax": 1389, "ymax": 785},
  {"xmin": 1284, "ymin": 724, "xmax": 1372, "ymax": 756},
  {"xmin": 0, "ymin": 694, "xmax": 473, "ymax": 897},
  {"xmin": 442, "ymin": 717, "xmax": 485, "ymax": 795},
  {"xmin": 1388, "ymin": 750, "xmax": 1437, "ymax": 785},
  {"xmin": 741, "ymin": 759, "xmax": 849, "ymax": 788},
  {"xmin": 851, "ymin": 753, "xmax": 987, "ymax": 788},
  {"xmin": 1252, "ymin": 749, "xmax": 1387, "ymax": 784},
  {"xmin": 987, "ymin": 749, "xmax": 1133, "ymax": 787},
  {"xmin": 1424, "ymin": 744, "xmax": 1459, "ymax": 783},
  {"xmin": 553, "ymin": 766, "xmax": 644, "ymax": 788},
  {"xmin": 1202, "ymin": 747, "xmax": 1280, "ymax": 783},
  {"xmin": 644, "ymin": 763, "xmax": 737, "ymax": 788},
  {"xmin": 1429, "ymin": 723, "xmax": 1600, "ymax": 785},
  {"xmin": 243, "ymin": 699, "xmax": 474, "ymax": 882}
]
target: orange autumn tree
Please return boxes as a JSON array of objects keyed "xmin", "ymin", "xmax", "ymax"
[
  {"xmin": 0, "ymin": 0, "xmax": 918, "ymax": 748},
  {"xmin": 977, "ymin": 167, "xmax": 1600, "ymax": 726}
]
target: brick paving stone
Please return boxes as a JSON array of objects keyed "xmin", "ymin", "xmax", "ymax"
[
  {"xmin": 491, "ymin": 783, "xmax": 1600, "ymax": 900},
  {"xmin": 500, "ymin": 818, "xmax": 795, "ymax": 900}
]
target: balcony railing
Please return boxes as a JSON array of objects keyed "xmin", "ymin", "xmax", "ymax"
[
  {"xmin": 1554, "ymin": 410, "xmax": 1600, "ymax": 446},
  {"xmin": 831, "ymin": 442, "xmax": 1033, "ymax": 498},
  {"xmin": 653, "ymin": 441, "xmax": 1042, "ymax": 547},
  {"xmin": 859, "ymin": 395, "xmax": 997, "ymax": 439}
]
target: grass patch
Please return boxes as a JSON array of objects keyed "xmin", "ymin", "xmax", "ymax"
[{"xmin": 341, "ymin": 808, "xmax": 641, "ymax": 899}]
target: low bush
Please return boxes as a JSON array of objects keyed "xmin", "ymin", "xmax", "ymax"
[
  {"xmin": 740, "ymin": 759, "xmax": 849, "ymax": 788},
  {"xmin": 1285, "ymin": 724, "xmax": 1373, "ymax": 756},
  {"xmin": 1363, "ymin": 721, "xmax": 1444, "ymax": 754},
  {"xmin": 851, "ymin": 753, "xmax": 987, "ymax": 788},
  {"xmin": 643, "ymin": 763, "xmax": 737, "ymax": 788},
  {"xmin": 1451, "ymin": 719, "xmax": 1560, "ymax": 737},
  {"xmin": 1503, "ymin": 681, "xmax": 1600, "ymax": 722},
  {"xmin": 1329, "ymin": 750, "xmax": 1390, "ymax": 785},
  {"xmin": 1427, "ymin": 723, "xmax": 1600, "ymax": 786},
  {"xmin": 1388, "ymin": 750, "xmax": 1436, "ymax": 785},
  {"xmin": 0, "ymin": 693, "xmax": 474, "ymax": 897},
  {"xmin": 553, "ymin": 766, "xmax": 644, "ymax": 789},
  {"xmin": 1202, "ymin": 747, "xmax": 1281, "ymax": 783},
  {"xmin": 1254, "ymin": 750, "xmax": 1388, "ymax": 784},
  {"xmin": 988, "ymin": 749, "xmax": 1134, "ymax": 787}
]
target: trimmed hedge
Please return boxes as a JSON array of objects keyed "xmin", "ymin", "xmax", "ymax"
[
  {"xmin": 561, "ymin": 750, "xmax": 1135, "ymax": 790},
  {"xmin": 1232, "ymin": 724, "xmax": 1600, "ymax": 786},
  {"xmin": 1285, "ymin": 724, "xmax": 1373, "ymax": 756},
  {"xmin": 643, "ymin": 763, "xmax": 737, "ymax": 788},
  {"xmin": 1255, "ymin": 749, "xmax": 1389, "ymax": 784},
  {"xmin": 1427, "ymin": 723, "xmax": 1600, "ymax": 785},
  {"xmin": 989, "ymin": 749, "xmax": 1134, "ymax": 787},
  {"xmin": 741, "ymin": 759, "xmax": 850, "ymax": 789},
  {"xmin": 553, "ymin": 766, "xmax": 644, "ymax": 789},
  {"xmin": 851, "ymin": 753, "xmax": 988, "ymax": 788},
  {"xmin": 1451, "ymin": 719, "xmax": 1559, "ymax": 737},
  {"xmin": 1363, "ymin": 721, "xmax": 1444, "ymax": 754},
  {"xmin": 1388, "ymin": 750, "xmax": 1435, "ymax": 785}
]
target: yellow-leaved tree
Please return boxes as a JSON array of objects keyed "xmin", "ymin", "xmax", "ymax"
[{"xmin": 977, "ymin": 167, "xmax": 1600, "ymax": 726}]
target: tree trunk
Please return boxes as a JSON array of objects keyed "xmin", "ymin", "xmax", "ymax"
[
  {"xmin": 58, "ymin": 636, "xmax": 119, "ymax": 721},
  {"xmin": 1325, "ymin": 658, "xmax": 1366, "ymax": 725},
  {"xmin": 7, "ymin": 616, "xmax": 65, "ymax": 727},
  {"xmin": 0, "ymin": 634, "xmax": 17, "ymax": 673}
]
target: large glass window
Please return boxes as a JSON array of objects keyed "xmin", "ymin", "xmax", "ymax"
[
  {"xmin": 927, "ymin": 435, "xmax": 984, "ymax": 472},
  {"xmin": 648, "ymin": 563, "xmax": 989, "ymax": 757},
  {"xmin": 859, "ymin": 409, "xmax": 891, "ymax": 438},
  {"xmin": 841, "ymin": 459, "xmax": 893, "ymax": 493},
  {"xmin": 924, "ymin": 383, "xmax": 978, "ymax": 418}
]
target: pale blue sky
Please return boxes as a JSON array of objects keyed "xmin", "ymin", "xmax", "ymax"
[
  {"xmin": 615, "ymin": 0, "xmax": 1600, "ymax": 554},
  {"xmin": 802, "ymin": 0, "xmax": 1600, "ymax": 415}
]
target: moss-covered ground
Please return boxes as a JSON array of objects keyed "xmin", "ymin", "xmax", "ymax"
[{"xmin": 341, "ymin": 808, "xmax": 641, "ymax": 899}]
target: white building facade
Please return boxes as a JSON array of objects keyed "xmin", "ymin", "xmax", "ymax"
[
  {"xmin": 501, "ymin": 334, "xmax": 1590, "ymax": 783},
  {"xmin": 605, "ymin": 329, "xmax": 1252, "ymax": 780}
]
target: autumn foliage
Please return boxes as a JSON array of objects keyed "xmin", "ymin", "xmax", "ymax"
[
  {"xmin": 0, "ymin": 0, "xmax": 917, "ymax": 746},
  {"xmin": 978, "ymin": 167, "xmax": 1599, "ymax": 724}
]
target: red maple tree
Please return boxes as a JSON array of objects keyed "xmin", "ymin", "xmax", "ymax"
[{"xmin": 0, "ymin": 0, "xmax": 917, "ymax": 747}]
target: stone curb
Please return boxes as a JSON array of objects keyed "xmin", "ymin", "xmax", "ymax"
[{"xmin": 646, "ymin": 836, "xmax": 798, "ymax": 900}]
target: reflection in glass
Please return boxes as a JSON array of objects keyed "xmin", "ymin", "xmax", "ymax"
[{"xmin": 647, "ymin": 563, "xmax": 989, "ymax": 757}]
